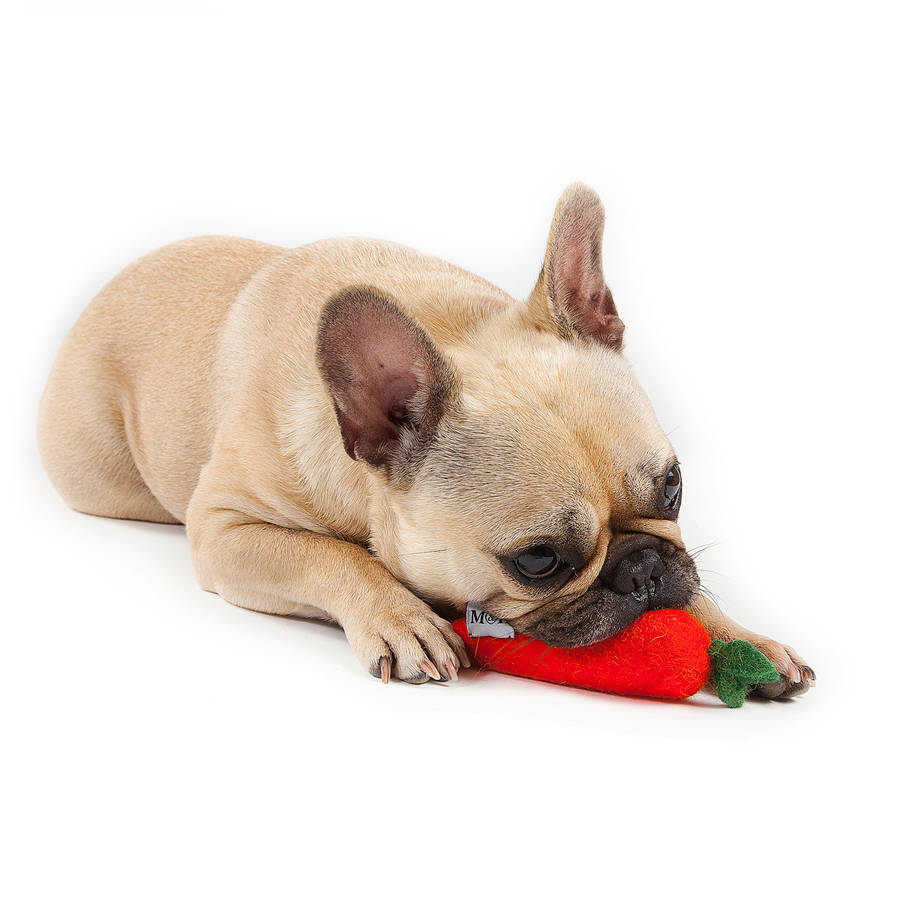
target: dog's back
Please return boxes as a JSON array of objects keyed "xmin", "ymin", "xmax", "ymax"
[
  {"xmin": 38, "ymin": 235, "xmax": 513, "ymax": 525},
  {"xmin": 37, "ymin": 236, "xmax": 283, "ymax": 523}
]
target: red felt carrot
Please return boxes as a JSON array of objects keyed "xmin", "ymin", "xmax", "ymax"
[{"xmin": 452, "ymin": 607, "xmax": 779, "ymax": 705}]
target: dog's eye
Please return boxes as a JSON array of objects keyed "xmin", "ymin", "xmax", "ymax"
[
  {"xmin": 514, "ymin": 546, "xmax": 561, "ymax": 578},
  {"xmin": 661, "ymin": 462, "xmax": 682, "ymax": 514}
]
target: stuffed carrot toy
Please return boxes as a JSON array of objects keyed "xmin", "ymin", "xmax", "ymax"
[{"xmin": 451, "ymin": 607, "xmax": 779, "ymax": 707}]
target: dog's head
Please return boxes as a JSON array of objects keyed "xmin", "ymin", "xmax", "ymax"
[{"xmin": 316, "ymin": 183, "xmax": 699, "ymax": 646}]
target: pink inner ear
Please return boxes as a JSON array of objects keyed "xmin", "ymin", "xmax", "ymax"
[
  {"xmin": 552, "ymin": 208, "xmax": 624, "ymax": 350},
  {"xmin": 579, "ymin": 288, "xmax": 625, "ymax": 347},
  {"xmin": 343, "ymin": 353, "xmax": 422, "ymax": 461},
  {"xmin": 317, "ymin": 287, "xmax": 454, "ymax": 468},
  {"xmin": 382, "ymin": 374, "xmax": 418, "ymax": 423}
]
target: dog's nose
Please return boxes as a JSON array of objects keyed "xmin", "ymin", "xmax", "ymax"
[
  {"xmin": 610, "ymin": 547, "xmax": 665, "ymax": 596},
  {"xmin": 600, "ymin": 534, "xmax": 661, "ymax": 582}
]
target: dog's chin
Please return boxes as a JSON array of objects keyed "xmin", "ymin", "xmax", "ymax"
[{"xmin": 504, "ymin": 546, "xmax": 700, "ymax": 648}]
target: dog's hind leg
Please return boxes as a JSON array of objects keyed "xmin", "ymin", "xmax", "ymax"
[{"xmin": 38, "ymin": 331, "xmax": 178, "ymax": 525}]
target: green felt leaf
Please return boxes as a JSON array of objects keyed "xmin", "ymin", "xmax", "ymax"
[
  {"xmin": 712, "ymin": 670, "xmax": 746, "ymax": 708},
  {"xmin": 709, "ymin": 639, "xmax": 781, "ymax": 708},
  {"xmin": 711, "ymin": 639, "xmax": 780, "ymax": 682}
]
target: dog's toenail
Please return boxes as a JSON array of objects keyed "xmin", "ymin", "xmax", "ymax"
[
  {"xmin": 420, "ymin": 659, "xmax": 441, "ymax": 681},
  {"xmin": 379, "ymin": 655, "xmax": 391, "ymax": 684}
]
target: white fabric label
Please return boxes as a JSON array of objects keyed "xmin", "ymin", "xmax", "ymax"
[{"xmin": 465, "ymin": 601, "xmax": 515, "ymax": 638}]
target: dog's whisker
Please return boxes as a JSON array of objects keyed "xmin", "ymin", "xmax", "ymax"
[
  {"xmin": 491, "ymin": 637, "xmax": 538, "ymax": 665},
  {"xmin": 686, "ymin": 541, "xmax": 719, "ymax": 560},
  {"xmin": 525, "ymin": 644, "xmax": 556, "ymax": 677},
  {"xmin": 698, "ymin": 583, "xmax": 724, "ymax": 611},
  {"xmin": 396, "ymin": 548, "xmax": 451, "ymax": 557}
]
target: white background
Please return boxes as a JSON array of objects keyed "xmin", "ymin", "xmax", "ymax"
[{"xmin": 3, "ymin": 3, "xmax": 897, "ymax": 898}]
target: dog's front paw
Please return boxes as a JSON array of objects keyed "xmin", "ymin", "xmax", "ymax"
[
  {"xmin": 345, "ymin": 596, "xmax": 471, "ymax": 684},
  {"xmin": 737, "ymin": 633, "xmax": 816, "ymax": 700}
]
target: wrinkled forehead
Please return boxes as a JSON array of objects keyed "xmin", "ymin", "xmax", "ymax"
[
  {"xmin": 448, "ymin": 340, "xmax": 669, "ymax": 463},
  {"xmin": 420, "ymin": 443, "xmax": 601, "ymax": 567},
  {"xmin": 422, "ymin": 346, "xmax": 674, "ymax": 532}
]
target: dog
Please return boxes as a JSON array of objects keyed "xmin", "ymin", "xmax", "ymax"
[{"xmin": 38, "ymin": 183, "xmax": 814, "ymax": 696}]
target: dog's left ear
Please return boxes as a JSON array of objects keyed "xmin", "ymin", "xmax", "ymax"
[
  {"xmin": 527, "ymin": 183, "xmax": 625, "ymax": 351},
  {"xmin": 316, "ymin": 286, "xmax": 459, "ymax": 471}
]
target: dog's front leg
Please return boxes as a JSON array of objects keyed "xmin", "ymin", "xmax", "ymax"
[
  {"xmin": 687, "ymin": 594, "xmax": 815, "ymax": 699},
  {"xmin": 186, "ymin": 502, "xmax": 470, "ymax": 684}
]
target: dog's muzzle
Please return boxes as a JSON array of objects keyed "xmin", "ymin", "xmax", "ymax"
[
  {"xmin": 599, "ymin": 534, "xmax": 670, "ymax": 609},
  {"xmin": 506, "ymin": 534, "xmax": 700, "ymax": 648}
]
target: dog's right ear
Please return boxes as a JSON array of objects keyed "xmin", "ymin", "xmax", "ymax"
[
  {"xmin": 526, "ymin": 183, "xmax": 625, "ymax": 351},
  {"xmin": 316, "ymin": 286, "xmax": 459, "ymax": 470}
]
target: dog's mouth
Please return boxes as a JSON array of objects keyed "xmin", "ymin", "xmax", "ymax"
[{"xmin": 503, "ymin": 539, "xmax": 700, "ymax": 648}]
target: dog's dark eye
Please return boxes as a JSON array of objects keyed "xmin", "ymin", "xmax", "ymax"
[
  {"xmin": 661, "ymin": 462, "xmax": 682, "ymax": 515},
  {"xmin": 514, "ymin": 546, "xmax": 561, "ymax": 578}
]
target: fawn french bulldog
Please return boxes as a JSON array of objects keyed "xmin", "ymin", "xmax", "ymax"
[{"xmin": 38, "ymin": 184, "xmax": 813, "ymax": 696}]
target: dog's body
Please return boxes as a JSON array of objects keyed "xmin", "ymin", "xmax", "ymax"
[{"xmin": 38, "ymin": 185, "xmax": 813, "ymax": 695}]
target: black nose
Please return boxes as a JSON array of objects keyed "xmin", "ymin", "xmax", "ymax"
[{"xmin": 610, "ymin": 547, "xmax": 665, "ymax": 596}]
